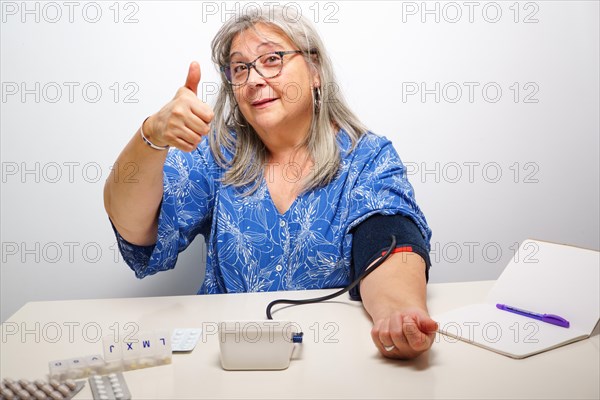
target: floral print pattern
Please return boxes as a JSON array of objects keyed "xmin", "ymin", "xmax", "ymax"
[{"xmin": 113, "ymin": 129, "xmax": 431, "ymax": 294}]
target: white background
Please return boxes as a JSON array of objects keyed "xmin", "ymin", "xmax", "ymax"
[{"xmin": 1, "ymin": 1, "xmax": 598, "ymax": 322}]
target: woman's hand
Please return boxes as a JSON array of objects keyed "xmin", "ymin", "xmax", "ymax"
[
  {"xmin": 371, "ymin": 306, "xmax": 438, "ymax": 360},
  {"xmin": 144, "ymin": 61, "xmax": 215, "ymax": 152}
]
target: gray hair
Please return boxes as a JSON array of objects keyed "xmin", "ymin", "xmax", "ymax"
[{"xmin": 209, "ymin": 5, "xmax": 368, "ymax": 195}]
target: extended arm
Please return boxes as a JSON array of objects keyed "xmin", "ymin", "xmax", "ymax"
[
  {"xmin": 351, "ymin": 214, "xmax": 437, "ymax": 359},
  {"xmin": 360, "ymin": 252, "xmax": 437, "ymax": 359}
]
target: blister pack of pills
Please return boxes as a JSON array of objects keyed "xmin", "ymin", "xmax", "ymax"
[
  {"xmin": 0, "ymin": 378, "xmax": 84, "ymax": 400},
  {"xmin": 171, "ymin": 328, "xmax": 202, "ymax": 352},
  {"xmin": 88, "ymin": 373, "xmax": 131, "ymax": 400}
]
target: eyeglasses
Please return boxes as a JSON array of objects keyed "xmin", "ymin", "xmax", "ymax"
[{"xmin": 221, "ymin": 50, "xmax": 310, "ymax": 86}]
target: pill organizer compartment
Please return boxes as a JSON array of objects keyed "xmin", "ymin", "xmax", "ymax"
[{"xmin": 49, "ymin": 330, "xmax": 171, "ymax": 380}]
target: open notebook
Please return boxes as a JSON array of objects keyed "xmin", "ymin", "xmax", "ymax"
[{"xmin": 433, "ymin": 239, "xmax": 599, "ymax": 358}]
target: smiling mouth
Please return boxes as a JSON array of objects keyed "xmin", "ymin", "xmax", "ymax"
[{"xmin": 251, "ymin": 98, "xmax": 278, "ymax": 107}]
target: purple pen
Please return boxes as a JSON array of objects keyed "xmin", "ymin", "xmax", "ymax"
[{"xmin": 496, "ymin": 304, "xmax": 570, "ymax": 328}]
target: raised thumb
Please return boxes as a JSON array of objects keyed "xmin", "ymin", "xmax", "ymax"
[{"xmin": 185, "ymin": 61, "xmax": 201, "ymax": 95}]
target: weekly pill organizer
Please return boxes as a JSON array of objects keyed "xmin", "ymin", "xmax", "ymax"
[
  {"xmin": 1, "ymin": 328, "xmax": 203, "ymax": 400},
  {"xmin": 2, "ymin": 323, "xmax": 305, "ymax": 399}
]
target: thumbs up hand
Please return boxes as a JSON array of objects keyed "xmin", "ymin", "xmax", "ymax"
[{"xmin": 143, "ymin": 62, "xmax": 215, "ymax": 152}]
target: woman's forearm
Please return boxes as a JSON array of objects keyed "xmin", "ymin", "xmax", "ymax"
[
  {"xmin": 103, "ymin": 116, "xmax": 168, "ymax": 246},
  {"xmin": 360, "ymin": 252, "xmax": 428, "ymax": 323},
  {"xmin": 360, "ymin": 252, "xmax": 436, "ymax": 359}
]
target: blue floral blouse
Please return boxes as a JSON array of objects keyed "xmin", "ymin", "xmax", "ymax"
[{"xmin": 113, "ymin": 129, "xmax": 431, "ymax": 294}]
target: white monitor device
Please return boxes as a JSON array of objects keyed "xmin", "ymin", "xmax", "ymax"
[{"xmin": 218, "ymin": 320, "xmax": 301, "ymax": 370}]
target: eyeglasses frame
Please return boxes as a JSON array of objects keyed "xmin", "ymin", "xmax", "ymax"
[{"xmin": 221, "ymin": 49, "xmax": 317, "ymax": 86}]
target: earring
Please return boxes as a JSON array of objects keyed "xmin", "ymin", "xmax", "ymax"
[
  {"xmin": 314, "ymin": 86, "xmax": 322, "ymax": 114},
  {"xmin": 231, "ymin": 104, "xmax": 247, "ymax": 127}
]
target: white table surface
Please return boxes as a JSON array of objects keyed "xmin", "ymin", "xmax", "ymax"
[{"xmin": 1, "ymin": 280, "xmax": 599, "ymax": 399}]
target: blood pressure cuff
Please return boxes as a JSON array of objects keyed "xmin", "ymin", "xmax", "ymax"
[{"xmin": 349, "ymin": 214, "xmax": 431, "ymax": 301}]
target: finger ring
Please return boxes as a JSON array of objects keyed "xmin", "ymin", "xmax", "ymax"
[{"xmin": 384, "ymin": 345, "xmax": 395, "ymax": 351}]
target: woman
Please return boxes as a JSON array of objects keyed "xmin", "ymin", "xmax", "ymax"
[{"xmin": 104, "ymin": 6, "xmax": 437, "ymax": 360}]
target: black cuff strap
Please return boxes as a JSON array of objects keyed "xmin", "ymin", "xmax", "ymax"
[{"xmin": 350, "ymin": 214, "xmax": 431, "ymax": 301}]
